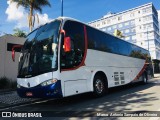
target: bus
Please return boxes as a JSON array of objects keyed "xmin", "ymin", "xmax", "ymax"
[{"xmin": 12, "ymin": 17, "xmax": 153, "ymax": 98}]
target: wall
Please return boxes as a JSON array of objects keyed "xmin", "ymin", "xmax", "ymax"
[
  {"xmin": 0, "ymin": 35, "xmax": 25, "ymax": 81},
  {"xmin": 0, "ymin": 38, "xmax": 5, "ymax": 78}
]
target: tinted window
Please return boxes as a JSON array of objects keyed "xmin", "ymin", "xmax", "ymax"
[
  {"xmin": 7, "ymin": 43, "xmax": 22, "ymax": 52},
  {"xmin": 86, "ymin": 25, "xmax": 149, "ymax": 60},
  {"xmin": 18, "ymin": 20, "xmax": 60, "ymax": 77},
  {"xmin": 61, "ymin": 21, "xmax": 85, "ymax": 69},
  {"xmin": 87, "ymin": 26, "xmax": 119, "ymax": 54}
]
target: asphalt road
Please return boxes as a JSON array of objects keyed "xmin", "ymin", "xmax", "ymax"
[{"xmin": 1, "ymin": 77, "xmax": 160, "ymax": 120}]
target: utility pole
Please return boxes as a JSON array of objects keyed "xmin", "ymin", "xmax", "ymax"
[
  {"xmin": 147, "ymin": 27, "xmax": 149, "ymax": 51},
  {"xmin": 61, "ymin": 0, "xmax": 63, "ymax": 17}
]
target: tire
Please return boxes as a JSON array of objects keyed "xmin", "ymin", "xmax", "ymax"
[
  {"xmin": 142, "ymin": 73, "xmax": 148, "ymax": 84},
  {"xmin": 93, "ymin": 75, "xmax": 107, "ymax": 97}
]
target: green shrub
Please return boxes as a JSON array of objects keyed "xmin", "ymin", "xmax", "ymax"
[
  {"xmin": 11, "ymin": 81, "xmax": 17, "ymax": 89},
  {"xmin": 0, "ymin": 77, "xmax": 17, "ymax": 90}
]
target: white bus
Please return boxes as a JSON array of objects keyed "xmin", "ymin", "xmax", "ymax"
[{"xmin": 12, "ymin": 17, "xmax": 153, "ymax": 98}]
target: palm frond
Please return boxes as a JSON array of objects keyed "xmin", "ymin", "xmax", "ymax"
[
  {"xmin": 33, "ymin": 4, "xmax": 42, "ymax": 13},
  {"xmin": 11, "ymin": 0, "xmax": 29, "ymax": 9},
  {"xmin": 10, "ymin": 0, "xmax": 51, "ymax": 31},
  {"xmin": 34, "ymin": 0, "xmax": 51, "ymax": 7},
  {"xmin": 36, "ymin": 13, "xmax": 39, "ymax": 25}
]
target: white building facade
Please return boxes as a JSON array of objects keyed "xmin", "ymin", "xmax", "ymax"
[
  {"xmin": 89, "ymin": 3, "xmax": 160, "ymax": 61},
  {"xmin": 0, "ymin": 35, "xmax": 25, "ymax": 81}
]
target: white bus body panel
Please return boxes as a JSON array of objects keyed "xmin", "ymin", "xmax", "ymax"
[
  {"xmin": 85, "ymin": 49, "xmax": 145, "ymax": 89},
  {"xmin": 17, "ymin": 71, "xmax": 59, "ymax": 88},
  {"xmin": 60, "ymin": 49, "xmax": 145, "ymax": 97},
  {"xmin": 60, "ymin": 66, "xmax": 90, "ymax": 97}
]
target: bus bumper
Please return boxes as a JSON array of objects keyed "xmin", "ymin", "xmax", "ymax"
[{"xmin": 17, "ymin": 80, "xmax": 63, "ymax": 98}]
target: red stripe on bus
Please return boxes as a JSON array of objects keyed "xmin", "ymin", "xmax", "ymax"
[{"xmin": 133, "ymin": 61, "xmax": 148, "ymax": 81}]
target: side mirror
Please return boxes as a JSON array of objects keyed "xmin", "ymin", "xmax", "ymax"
[{"xmin": 64, "ymin": 37, "xmax": 71, "ymax": 52}]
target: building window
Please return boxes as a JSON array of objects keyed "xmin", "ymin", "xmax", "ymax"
[
  {"xmin": 132, "ymin": 35, "xmax": 136, "ymax": 40},
  {"xmin": 130, "ymin": 20, "xmax": 135, "ymax": 25},
  {"xmin": 138, "ymin": 10, "xmax": 140, "ymax": 13},
  {"xmin": 112, "ymin": 25, "xmax": 117, "ymax": 29},
  {"xmin": 107, "ymin": 19, "xmax": 111, "ymax": 24},
  {"xmin": 140, "ymin": 33, "xmax": 142, "ymax": 38},
  {"xmin": 107, "ymin": 27, "xmax": 111, "ymax": 31},
  {"xmin": 125, "ymin": 36, "xmax": 130, "ymax": 40},
  {"xmin": 97, "ymin": 24, "xmax": 100, "ymax": 27},
  {"xmin": 112, "ymin": 17, "xmax": 116, "ymax": 21},
  {"xmin": 102, "ymin": 21, "xmax": 106, "ymax": 25},
  {"xmin": 131, "ymin": 28, "xmax": 136, "ymax": 33},
  {"xmin": 102, "ymin": 28, "xmax": 106, "ymax": 31},
  {"xmin": 139, "ymin": 26, "xmax": 141, "ymax": 29},
  {"xmin": 143, "ymin": 15, "xmax": 152, "ymax": 22},
  {"xmin": 143, "ymin": 7, "xmax": 152, "ymax": 13},
  {"xmin": 118, "ymin": 16, "xmax": 122, "ymax": 21},
  {"xmin": 130, "ymin": 13, "xmax": 134, "ymax": 17},
  {"xmin": 125, "ymin": 29, "xmax": 129, "ymax": 33},
  {"xmin": 147, "ymin": 23, "xmax": 153, "ymax": 29},
  {"xmin": 118, "ymin": 24, "xmax": 123, "ymax": 28},
  {"xmin": 7, "ymin": 43, "xmax": 22, "ymax": 52},
  {"xmin": 124, "ymin": 22, "xmax": 129, "ymax": 26}
]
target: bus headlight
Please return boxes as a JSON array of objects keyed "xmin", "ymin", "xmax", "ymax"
[
  {"xmin": 17, "ymin": 84, "xmax": 21, "ymax": 88},
  {"xmin": 41, "ymin": 79, "xmax": 58, "ymax": 86}
]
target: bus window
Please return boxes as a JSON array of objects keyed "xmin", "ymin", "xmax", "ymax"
[{"xmin": 61, "ymin": 21, "xmax": 85, "ymax": 69}]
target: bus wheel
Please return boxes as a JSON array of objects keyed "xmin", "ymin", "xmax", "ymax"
[
  {"xmin": 93, "ymin": 75, "xmax": 107, "ymax": 97},
  {"xmin": 142, "ymin": 73, "xmax": 148, "ymax": 84}
]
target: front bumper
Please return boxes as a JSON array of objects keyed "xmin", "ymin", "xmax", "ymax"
[{"xmin": 17, "ymin": 80, "xmax": 63, "ymax": 98}]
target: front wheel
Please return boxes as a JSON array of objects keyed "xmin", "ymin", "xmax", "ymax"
[{"xmin": 93, "ymin": 75, "xmax": 107, "ymax": 97}]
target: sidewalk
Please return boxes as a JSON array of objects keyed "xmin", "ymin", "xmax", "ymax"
[
  {"xmin": 0, "ymin": 91, "xmax": 40, "ymax": 110},
  {"xmin": 154, "ymin": 73, "xmax": 160, "ymax": 78}
]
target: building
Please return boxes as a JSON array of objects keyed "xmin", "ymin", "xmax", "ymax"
[
  {"xmin": 88, "ymin": 2, "xmax": 160, "ymax": 73},
  {"xmin": 0, "ymin": 35, "xmax": 25, "ymax": 81},
  {"xmin": 158, "ymin": 10, "xmax": 160, "ymax": 28}
]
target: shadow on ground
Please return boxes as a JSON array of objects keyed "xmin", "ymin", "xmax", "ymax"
[{"xmin": 3, "ymin": 81, "xmax": 160, "ymax": 120}]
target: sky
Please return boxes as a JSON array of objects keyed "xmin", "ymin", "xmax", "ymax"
[{"xmin": 0, "ymin": 0, "xmax": 160, "ymax": 35}]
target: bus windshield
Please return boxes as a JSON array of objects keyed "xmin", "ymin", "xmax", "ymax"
[{"xmin": 18, "ymin": 20, "xmax": 61, "ymax": 78}]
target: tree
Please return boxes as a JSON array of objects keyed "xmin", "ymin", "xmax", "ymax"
[
  {"xmin": 113, "ymin": 29, "xmax": 125, "ymax": 38},
  {"xmin": 13, "ymin": 28, "xmax": 27, "ymax": 37},
  {"xmin": 11, "ymin": 0, "xmax": 51, "ymax": 32}
]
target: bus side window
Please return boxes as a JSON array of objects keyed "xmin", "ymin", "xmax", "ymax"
[{"xmin": 61, "ymin": 21, "xmax": 85, "ymax": 69}]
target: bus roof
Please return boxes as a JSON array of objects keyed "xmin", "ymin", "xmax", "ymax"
[
  {"xmin": 57, "ymin": 17, "xmax": 149, "ymax": 53},
  {"xmin": 28, "ymin": 16, "xmax": 149, "ymax": 54}
]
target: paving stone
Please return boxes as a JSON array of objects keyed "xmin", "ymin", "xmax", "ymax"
[{"xmin": 0, "ymin": 91, "xmax": 39, "ymax": 108}]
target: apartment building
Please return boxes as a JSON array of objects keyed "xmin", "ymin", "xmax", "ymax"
[{"xmin": 89, "ymin": 3, "xmax": 160, "ymax": 72}]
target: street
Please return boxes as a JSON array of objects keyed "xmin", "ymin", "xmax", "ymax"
[{"xmin": 0, "ymin": 76, "xmax": 160, "ymax": 120}]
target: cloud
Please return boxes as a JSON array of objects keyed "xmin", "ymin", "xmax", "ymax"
[{"xmin": 5, "ymin": 0, "xmax": 51, "ymax": 29}]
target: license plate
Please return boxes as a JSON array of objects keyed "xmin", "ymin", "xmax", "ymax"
[{"xmin": 26, "ymin": 92, "xmax": 33, "ymax": 96}]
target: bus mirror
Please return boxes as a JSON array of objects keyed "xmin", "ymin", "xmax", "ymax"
[
  {"xmin": 12, "ymin": 49, "xmax": 15, "ymax": 62},
  {"xmin": 64, "ymin": 37, "xmax": 71, "ymax": 52}
]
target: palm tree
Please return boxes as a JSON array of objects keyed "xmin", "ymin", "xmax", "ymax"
[
  {"xmin": 13, "ymin": 28, "xmax": 27, "ymax": 37},
  {"xmin": 11, "ymin": 0, "xmax": 51, "ymax": 32}
]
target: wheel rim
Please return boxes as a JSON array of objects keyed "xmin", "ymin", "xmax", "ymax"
[{"xmin": 95, "ymin": 79, "xmax": 104, "ymax": 94}]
